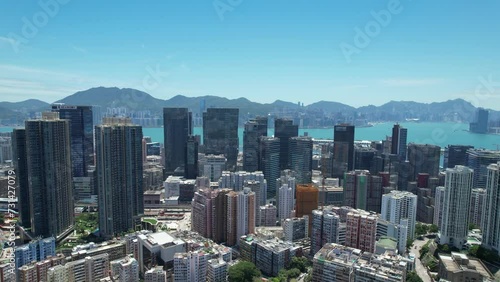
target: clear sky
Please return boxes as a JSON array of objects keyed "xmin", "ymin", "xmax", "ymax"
[{"xmin": 1, "ymin": 0, "xmax": 499, "ymax": 109}]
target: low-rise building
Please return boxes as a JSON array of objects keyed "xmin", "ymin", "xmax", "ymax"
[{"xmin": 438, "ymin": 252, "xmax": 493, "ymax": 282}]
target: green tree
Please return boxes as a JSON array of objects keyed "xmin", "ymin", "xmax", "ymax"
[
  {"xmin": 415, "ymin": 222, "xmax": 429, "ymax": 236},
  {"xmin": 420, "ymin": 241, "xmax": 430, "ymax": 257},
  {"xmin": 287, "ymin": 256, "xmax": 310, "ymax": 273},
  {"xmin": 407, "ymin": 271, "xmax": 423, "ymax": 282},
  {"xmin": 286, "ymin": 268, "xmax": 301, "ymax": 279},
  {"xmin": 468, "ymin": 223, "xmax": 479, "ymax": 230},
  {"xmin": 429, "ymin": 224, "xmax": 439, "ymax": 233},
  {"xmin": 406, "ymin": 239, "xmax": 415, "ymax": 249},
  {"xmin": 228, "ymin": 261, "xmax": 261, "ymax": 282}
]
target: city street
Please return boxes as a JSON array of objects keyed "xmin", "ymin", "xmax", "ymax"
[{"xmin": 412, "ymin": 238, "xmax": 433, "ymax": 282}]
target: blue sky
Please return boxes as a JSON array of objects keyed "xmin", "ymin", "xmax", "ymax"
[{"xmin": 1, "ymin": 0, "xmax": 499, "ymax": 109}]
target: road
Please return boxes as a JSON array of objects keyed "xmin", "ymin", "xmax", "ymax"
[{"xmin": 412, "ymin": 238, "xmax": 433, "ymax": 282}]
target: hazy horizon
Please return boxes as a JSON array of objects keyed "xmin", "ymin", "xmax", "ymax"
[{"xmin": 1, "ymin": 1, "xmax": 499, "ymax": 109}]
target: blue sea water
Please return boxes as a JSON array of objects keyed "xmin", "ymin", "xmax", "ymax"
[{"xmin": 2, "ymin": 122, "xmax": 499, "ymax": 150}]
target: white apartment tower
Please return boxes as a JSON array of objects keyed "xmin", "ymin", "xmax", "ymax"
[
  {"xmin": 482, "ymin": 162, "xmax": 500, "ymax": 256},
  {"xmin": 440, "ymin": 165, "xmax": 474, "ymax": 249}
]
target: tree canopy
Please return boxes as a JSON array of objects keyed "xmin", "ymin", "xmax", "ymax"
[{"xmin": 228, "ymin": 261, "xmax": 261, "ymax": 282}]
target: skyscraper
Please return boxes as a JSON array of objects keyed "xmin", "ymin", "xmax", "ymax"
[
  {"xmin": 470, "ymin": 108, "xmax": 489, "ymax": 134},
  {"xmin": 274, "ymin": 119, "xmax": 298, "ymax": 170},
  {"xmin": 467, "ymin": 149, "xmax": 500, "ymax": 188},
  {"xmin": 259, "ymin": 136, "xmax": 280, "ymax": 198},
  {"xmin": 96, "ymin": 117, "xmax": 143, "ymax": 238},
  {"xmin": 51, "ymin": 105, "xmax": 94, "ymax": 178},
  {"xmin": 407, "ymin": 143, "xmax": 441, "ymax": 181},
  {"xmin": 391, "ymin": 124, "xmax": 407, "ymax": 161},
  {"xmin": 12, "ymin": 128, "xmax": 30, "ymax": 228},
  {"xmin": 332, "ymin": 124, "xmax": 355, "ymax": 179},
  {"xmin": 289, "ymin": 136, "xmax": 313, "ymax": 184},
  {"xmin": 25, "ymin": 112, "xmax": 74, "ymax": 238},
  {"xmin": 381, "ymin": 190, "xmax": 418, "ymax": 252},
  {"xmin": 444, "ymin": 145, "xmax": 474, "ymax": 168},
  {"xmin": 184, "ymin": 135, "xmax": 199, "ymax": 179},
  {"xmin": 243, "ymin": 117, "xmax": 268, "ymax": 172},
  {"xmin": 440, "ymin": 166, "xmax": 474, "ymax": 249},
  {"xmin": 203, "ymin": 108, "xmax": 239, "ymax": 171},
  {"xmin": 163, "ymin": 108, "xmax": 192, "ymax": 175},
  {"xmin": 295, "ymin": 184, "xmax": 319, "ymax": 235},
  {"xmin": 482, "ymin": 162, "xmax": 500, "ymax": 256}
]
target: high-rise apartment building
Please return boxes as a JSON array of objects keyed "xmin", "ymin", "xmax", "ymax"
[
  {"xmin": 310, "ymin": 209, "xmax": 341, "ymax": 256},
  {"xmin": 407, "ymin": 143, "xmax": 441, "ymax": 181},
  {"xmin": 440, "ymin": 166, "xmax": 474, "ymax": 249},
  {"xmin": 173, "ymin": 251, "xmax": 209, "ymax": 282},
  {"xmin": 289, "ymin": 136, "xmax": 313, "ymax": 184},
  {"xmin": 282, "ymin": 216, "xmax": 309, "ymax": 242},
  {"xmin": 434, "ymin": 186, "xmax": 446, "ymax": 228},
  {"xmin": 345, "ymin": 210, "xmax": 377, "ymax": 253},
  {"xmin": 381, "ymin": 190, "xmax": 417, "ymax": 252},
  {"xmin": 51, "ymin": 104, "xmax": 94, "ymax": 178},
  {"xmin": 467, "ymin": 149, "xmax": 500, "ymax": 188},
  {"xmin": 203, "ymin": 108, "xmax": 239, "ymax": 171},
  {"xmin": 469, "ymin": 188, "xmax": 486, "ymax": 228},
  {"xmin": 258, "ymin": 204, "xmax": 277, "ymax": 227},
  {"xmin": 12, "ymin": 128, "xmax": 30, "ymax": 228},
  {"xmin": 259, "ymin": 136, "xmax": 280, "ymax": 198},
  {"xmin": 482, "ymin": 162, "xmax": 500, "ymax": 256},
  {"xmin": 25, "ymin": 112, "xmax": 74, "ymax": 238},
  {"xmin": 96, "ymin": 117, "xmax": 143, "ymax": 238},
  {"xmin": 343, "ymin": 170, "xmax": 383, "ymax": 213},
  {"xmin": 332, "ymin": 124, "xmax": 355, "ymax": 179},
  {"xmin": 110, "ymin": 254, "xmax": 139, "ymax": 282},
  {"xmin": 226, "ymin": 188, "xmax": 256, "ymax": 246},
  {"xmin": 144, "ymin": 266, "xmax": 167, "ymax": 282},
  {"xmin": 243, "ymin": 117, "xmax": 268, "ymax": 172},
  {"xmin": 274, "ymin": 119, "xmax": 298, "ymax": 170},
  {"xmin": 444, "ymin": 145, "xmax": 474, "ymax": 168},
  {"xmin": 207, "ymin": 259, "xmax": 228, "ymax": 282},
  {"xmin": 163, "ymin": 108, "xmax": 192, "ymax": 175},
  {"xmin": 391, "ymin": 124, "xmax": 408, "ymax": 161},
  {"xmin": 278, "ymin": 184, "xmax": 294, "ymax": 221}
]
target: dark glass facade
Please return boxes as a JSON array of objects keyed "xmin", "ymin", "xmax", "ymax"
[
  {"xmin": 444, "ymin": 145, "xmax": 474, "ymax": 168},
  {"xmin": 203, "ymin": 108, "xmax": 239, "ymax": 171},
  {"xmin": 259, "ymin": 136, "xmax": 280, "ymax": 198},
  {"xmin": 243, "ymin": 117, "xmax": 268, "ymax": 172},
  {"xmin": 184, "ymin": 135, "xmax": 199, "ymax": 179},
  {"xmin": 274, "ymin": 119, "xmax": 298, "ymax": 170},
  {"xmin": 289, "ymin": 136, "xmax": 313, "ymax": 184},
  {"xmin": 163, "ymin": 108, "xmax": 192, "ymax": 175},
  {"xmin": 51, "ymin": 105, "xmax": 94, "ymax": 177},
  {"xmin": 391, "ymin": 124, "xmax": 407, "ymax": 161},
  {"xmin": 333, "ymin": 124, "xmax": 355, "ymax": 179}
]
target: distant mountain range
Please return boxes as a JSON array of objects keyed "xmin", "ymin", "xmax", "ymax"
[{"xmin": 0, "ymin": 86, "xmax": 499, "ymax": 125}]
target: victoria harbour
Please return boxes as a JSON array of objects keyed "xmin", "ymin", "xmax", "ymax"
[{"xmin": 3, "ymin": 122, "xmax": 496, "ymax": 150}]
